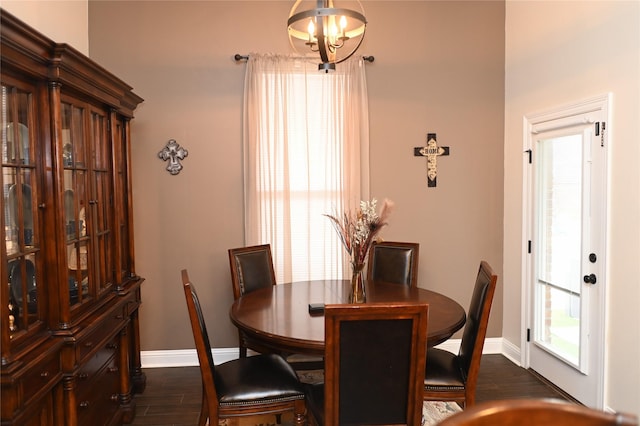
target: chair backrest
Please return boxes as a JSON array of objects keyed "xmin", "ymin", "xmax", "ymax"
[
  {"xmin": 181, "ymin": 269, "xmax": 220, "ymax": 419},
  {"xmin": 367, "ymin": 241, "xmax": 420, "ymax": 287},
  {"xmin": 437, "ymin": 398, "xmax": 639, "ymax": 426},
  {"xmin": 228, "ymin": 244, "xmax": 277, "ymax": 300},
  {"xmin": 458, "ymin": 261, "xmax": 498, "ymax": 383},
  {"xmin": 324, "ymin": 302, "xmax": 429, "ymax": 426}
]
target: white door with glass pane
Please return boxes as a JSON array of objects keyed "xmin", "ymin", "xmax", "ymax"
[{"xmin": 524, "ymin": 95, "xmax": 609, "ymax": 408}]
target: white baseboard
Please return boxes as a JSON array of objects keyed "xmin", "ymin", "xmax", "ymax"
[
  {"xmin": 434, "ymin": 337, "xmax": 504, "ymax": 355},
  {"xmin": 141, "ymin": 348, "xmax": 239, "ymax": 368},
  {"xmin": 141, "ymin": 337, "xmax": 511, "ymax": 368},
  {"xmin": 501, "ymin": 338, "xmax": 522, "ymax": 366}
]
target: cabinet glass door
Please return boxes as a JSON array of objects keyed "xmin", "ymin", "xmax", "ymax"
[
  {"xmin": 2, "ymin": 81, "xmax": 43, "ymax": 339},
  {"xmin": 62, "ymin": 101, "xmax": 91, "ymax": 307},
  {"xmin": 88, "ymin": 107, "xmax": 113, "ymax": 295},
  {"xmin": 61, "ymin": 98, "xmax": 115, "ymax": 308}
]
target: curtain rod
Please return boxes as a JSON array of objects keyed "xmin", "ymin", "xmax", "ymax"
[{"xmin": 234, "ymin": 54, "xmax": 374, "ymax": 63}]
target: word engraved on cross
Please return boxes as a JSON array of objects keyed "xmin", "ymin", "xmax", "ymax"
[{"xmin": 414, "ymin": 133, "xmax": 450, "ymax": 187}]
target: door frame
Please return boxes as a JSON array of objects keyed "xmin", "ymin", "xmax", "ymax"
[{"xmin": 521, "ymin": 93, "xmax": 610, "ymax": 408}]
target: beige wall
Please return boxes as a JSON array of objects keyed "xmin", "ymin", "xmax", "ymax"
[
  {"xmin": 86, "ymin": 0, "xmax": 505, "ymax": 351},
  {"xmin": 504, "ymin": 0, "xmax": 640, "ymax": 415},
  {"xmin": 1, "ymin": 0, "xmax": 88, "ymax": 55}
]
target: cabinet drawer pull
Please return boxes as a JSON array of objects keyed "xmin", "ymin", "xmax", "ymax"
[
  {"xmin": 107, "ymin": 343, "xmax": 118, "ymax": 349},
  {"xmin": 110, "ymin": 394, "xmax": 119, "ymax": 403},
  {"xmin": 79, "ymin": 401, "xmax": 90, "ymax": 409},
  {"xmin": 115, "ymin": 314, "xmax": 124, "ymax": 319},
  {"xmin": 40, "ymin": 371, "xmax": 49, "ymax": 378},
  {"xmin": 84, "ymin": 341, "xmax": 94, "ymax": 348},
  {"xmin": 78, "ymin": 373, "xmax": 89, "ymax": 380},
  {"xmin": 108, "ymin": 366, "xmax": 119, "ymax": 373}
]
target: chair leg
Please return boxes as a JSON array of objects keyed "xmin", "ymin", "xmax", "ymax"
[
  {"xmin": 239, "ymin": 331, "xmax": 248, "ymax": 358},
  {"xmin": 464, "ymin": 394, "xmax": 475, "ymax": 408},
  {"xmin": 293, "ymin": 399, "xmax": 306, "ymax": 426},
  {"xmin": 198, "ymin": 384, "xmax": 209, "ymax": 426}
]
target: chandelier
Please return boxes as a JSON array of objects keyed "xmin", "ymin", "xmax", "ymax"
[{"xmin": 287, "ymin": 0, "xmax": 367, "ymax": 72}]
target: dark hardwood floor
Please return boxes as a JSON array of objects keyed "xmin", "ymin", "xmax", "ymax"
[{"xmin": 126, "ymin": 354, "xmax": 572, "ymax": 426}]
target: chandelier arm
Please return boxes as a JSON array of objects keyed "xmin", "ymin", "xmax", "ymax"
[{"xmin": 329, "ymin": 38, "xmax": 345, "ymax": 50}]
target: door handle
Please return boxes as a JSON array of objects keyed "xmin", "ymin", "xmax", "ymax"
[{"xmin": 583, "ymin": 274, "xmax": 597, "ymax": 284}]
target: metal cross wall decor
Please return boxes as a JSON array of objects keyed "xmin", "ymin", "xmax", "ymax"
[
  {"xmin": 414, "ymin": 133, "xmax": 450, "ymax": 187},
  {"xmin": 158, "ymin": 139, "xmax": 188, "ymax": 175}
]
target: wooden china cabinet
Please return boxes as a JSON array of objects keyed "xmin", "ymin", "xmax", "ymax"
[{"xmin": 1, "ymin": 11, "xmax": 145, "ymax": 425}]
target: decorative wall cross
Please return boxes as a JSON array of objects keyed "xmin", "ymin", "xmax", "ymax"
[
  {"xmin": 414, "ymin": 133, "xmax": 450, "ymax": 187},
  {"xmin": 158, "ymin": 139, "xmax": 188, "ymax": 175}
]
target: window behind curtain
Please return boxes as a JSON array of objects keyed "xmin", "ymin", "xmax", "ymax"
[{"xmin": 243, "ymin": 54, "xmax": 369, "ymax": 283}]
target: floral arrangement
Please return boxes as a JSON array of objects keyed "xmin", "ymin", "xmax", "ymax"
[{"xmin": 324, "ymin": 198, "xmax": 394, "ymax": 273}]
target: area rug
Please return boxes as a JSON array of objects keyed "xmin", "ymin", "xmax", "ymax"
[
  {"xmin": 421, "ymin": 400, "xmax": 462, "ymax": 424},
  {"xmin": 217, "ymin": 369, "xmax": 462, "ymax": 426},
  {"xmin": 217, "ymin": 401, "xmax": 460, "ymax": 426}
]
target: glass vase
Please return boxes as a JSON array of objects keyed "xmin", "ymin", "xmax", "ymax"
[{"xmin": 350, "ymin": 264, "xmax": 366, "ymax": 303}]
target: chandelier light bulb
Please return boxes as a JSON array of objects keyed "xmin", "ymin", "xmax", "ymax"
[
  {"xmin": 339, "ymin": 15, "xmax": 347, "ymax": 37},
  {"xmin": 329, "ymin": 22, "xmax": 338, "ymax": 42},
  {"xmin": 307, "ymin": 19, "xmax": 315, "ymax": 39}
]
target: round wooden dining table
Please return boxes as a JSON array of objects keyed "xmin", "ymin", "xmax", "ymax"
[{"xmin": 229, "ymin": 279, "xmax": 466, "ymax": 357}]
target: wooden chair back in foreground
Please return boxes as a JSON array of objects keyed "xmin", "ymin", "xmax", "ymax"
[
  {"xmin": 305, "ymin": 302, "xmax": 429, "ymax": 426},
  {"xmin": 423, "ymin": 260, "xmax": 498, "ymax": 408},
  {"xmin": 367, "ymin": 241, "xmax": 420, "ymax": 287},
  {"xmin": 180, "ymin": 269, "xmax": 306, "ymax": 426},
  {"xmin": 228, "ymin": 244, "xmax": 277, "ymax": 357},
  {"xmin": 437, "ymin": 398, "xmax": 639, "ymax": 426}
]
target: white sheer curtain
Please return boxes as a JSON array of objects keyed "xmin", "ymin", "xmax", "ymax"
[{"xmin": 242, "ymin": 53, "xmax": 370, "ymax": 283}]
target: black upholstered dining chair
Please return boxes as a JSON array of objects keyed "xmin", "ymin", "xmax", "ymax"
[
  {"xmin": 305, "ymin": 302, "xmax": 429, "ymax": 426},
  {"xmin": 437, "ymin": 398, "xmax": 638, "ymax": 426},
  {"xmin": 228, "ymin": 244, "xmax": 323, "ymax": 369},
  {"xmin": 228, "ymin": 244, "xmax": 277, "ymax": 357},
  {"xmin": 367, "ymin": 241, "xmax": 420, "ymax": 287},
  {"xmin": 228, "ymin": 244, "xmax": 277, "ymax": 299},
  {"xmin": 423, "ymin": 260, "xmax": 498, "ymax": 408},
  {"xmin": 180, "ymin": 269, "xmax": 307, "ymax": 426}
]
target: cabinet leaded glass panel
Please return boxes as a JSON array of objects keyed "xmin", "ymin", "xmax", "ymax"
[{"xmin": 2, "ymin": 80, "xmax": 43, "ymax": 339}]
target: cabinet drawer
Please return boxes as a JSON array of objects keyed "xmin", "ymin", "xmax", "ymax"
[
  {"xmin": 75, "ymin": 335, "xmax": 119, "ymax": 397},
  {"xmin": 1, "ymin": 338, "xmax": 62, "ymax": 422},
  {"xmin": 125, "ymin": 297, "xmax": 140, "ymax": 317},
  {"xmin": 7, "ymin": 390, "xmax": 55, "ymax": 426},
  {"xmin": 76, "ymin": 304, "xmax": 126, "ymax": 362},
  {"xmin": 76, "ymin": 354, "xmax": 120, "ymax": 426},
  {"xmin": 22, "ymin": 347, "xmax": 62, "ymax": 408}
]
